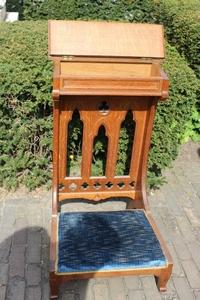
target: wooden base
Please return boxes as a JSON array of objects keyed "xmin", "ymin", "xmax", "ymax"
[{"xmin": 50, "ymin": 263, "xmax": 172, "ymax": 299}]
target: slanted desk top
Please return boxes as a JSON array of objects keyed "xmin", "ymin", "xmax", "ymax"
[
  {"xmin": 48, "ymin": 21, "xmax": 168, "ymax": 98},
  {"xmin": 48, "ymin": 20, "xmax": 164, "ymax": 59}
]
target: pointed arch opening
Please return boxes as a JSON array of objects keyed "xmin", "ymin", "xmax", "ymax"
[
  {"xmin": 116, "ymin": 111, "xmax": 136, "ymax": 176},
  {"xmin": 91, "ymin": 125, "xmax": 108, "ymax": 176},
  {"xmin": 66, "ymin": 110, "xmax": 83, "ymax": 177}
]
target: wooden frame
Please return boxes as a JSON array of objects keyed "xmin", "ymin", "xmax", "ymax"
[{"xmin": 48, "ymin": 21, "xmax": 173, "ymax": 299}]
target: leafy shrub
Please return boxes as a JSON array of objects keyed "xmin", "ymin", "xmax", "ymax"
[
  {"xmin": 149, "ymin": 43, "xmax": 199, "ymax": 186},
  {"xmin": 6, "ymin": 0, "xmax": 22, "ymax": 13},
  {"xmin": 155, "ymin": 0, "xmax": 200, "ymax": 73},
  {"xmin": 154, "ymin": 0, "xmax": 200, "ymax": 141},
  {"xmin": 0, "ymin": 21, "xmax": 52, "ymax": 189},
  {"xmin": 0, "ymin": 21, "xmax": 199, "ymax": 189},
  {"xmin": 18, "ymin": 0, "xmax": 156, "ymax": 23}
]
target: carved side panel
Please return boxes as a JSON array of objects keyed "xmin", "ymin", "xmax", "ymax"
[{"xmin": 58, "ymin": 96, "xmax": 152, "ymax": 201}]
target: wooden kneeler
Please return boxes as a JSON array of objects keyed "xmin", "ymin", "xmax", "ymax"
[{"xmin": 48, "ymin": 20, "xmax": 173, "ymax": 299}]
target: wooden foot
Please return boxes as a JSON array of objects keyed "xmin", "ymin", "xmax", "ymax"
[
  {"xmin": 50, "ymin": 272, "xmax": 59, "ymax": 299},
  {"xmin": 126, "ymin": 199, "xmax": 143, "ymax": 209},
  {"xmin": 155, "ymin": 264, "xmax": 173, "ymax": 292}
]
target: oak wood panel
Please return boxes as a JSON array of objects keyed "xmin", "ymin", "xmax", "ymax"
[
  {"xmin": 80, "ymin": 111, "xmax": 94, "ymax": 180},
  {"xmin": 60, "ymin": 62, "xmax": 153, "ymax": 77},
  {"xmin": 139, "ymin": 100, "xmax": 157, "ymax": 210},
  {"xmin": 105, "ymin": 116, "xmax": 124, "ymax": 179},
  {"xmin": 129, "ymin": 104, "xmax": 150, "ymax": 189},
  {"xmin": 59, "ymin": 110, "xmax": 73, "ymax": 181},
  {"xmin": 52, "ymin": 61, "xmax": 60, "ymax": 215},
  {"xmin": 60, "ymin": 77, "xmax": 162, "ymax": 95},
  {"xmin": 59, "ymin": 190, "xmax": 137, "ymax": 202},
  {"xmin": 58, "ymin": 176, "xmax": 136, "ymax": 199},
  {"xmin": 58, "ymin": 96, "xmax": 148, "ymax": 199},
  {"xmin": 49, "ymin": 20, "xmax": 164, "ymax": 59}
]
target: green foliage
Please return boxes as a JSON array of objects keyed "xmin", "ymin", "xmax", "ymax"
[
  {"xmin": 182, "ymin": 108, "xmax": 200, "ymax": 143},
  {"xmin": 66, "ymin": 110, "xmax": 83, "ymax": 177},
  {"xmin": 154, "ymin": 0, "xmax": 200, "ymax": 142},
  {"xmin": 155, "ymin": 0, "xmax": 200, "ymax": 73},
  {"xmin": 0, "ymin": 21, "xmax": 199, "ymax": 189},
  {"xmin": 0, "ymin": 21, "xmax": 52, "ymax": 189},
  {"xmin": 148, "ymin": 44, "xmax": 199, "ymax": 187},
  {"xmin": 19, "ymin": 0, "xmax": 156, "ymax": 23},
  {"xmin": 6, "ymin": 0, "xmax": 23, "ymax": 14},
  {"xmin": 92, "ymin": 126, "xmax": 108, "ymax": 176}
]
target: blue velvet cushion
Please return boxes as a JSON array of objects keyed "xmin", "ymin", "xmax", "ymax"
[{"xmin": 57, "ymin": 210, "xmax": 167, "ymax": 274}]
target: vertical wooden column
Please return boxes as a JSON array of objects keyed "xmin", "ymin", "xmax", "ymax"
[
  {"xmin": 59, "ymin": 109, "xmax": 73, "ymax": 180},
  {"xmin": 50, "ymin": 61, "xmax": 60, "ymax": 272},
  {"xmin": 81, "ymin": 112, "xmax": 95, "ymax": 180},
  {"xmin": 140, "ymin": 98, "xmax": 158, "ymax": 210},
  {"xmin": 105, "ymin": 112, "xmax": 126, "ymax": 179},
  {"xmin": 52, "ymin": 61, "xmax": 60, "ymax": 215}
]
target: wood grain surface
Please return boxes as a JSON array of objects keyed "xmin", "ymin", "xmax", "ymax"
[{"xmin": 49, "ymin": 20, "xmax": 164, "ymax": 59}]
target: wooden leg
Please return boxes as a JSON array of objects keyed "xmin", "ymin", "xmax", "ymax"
[
  {"xmin": 155, "ymin": 264, "xmax": 173, "ymax": 292},
  {"xmin": 126, "ymin": 199, "xmax": 143, "ymax": 209},
  {"xmin": 50, "ymin": 272, "xmax": 59, "ymax": 299}
]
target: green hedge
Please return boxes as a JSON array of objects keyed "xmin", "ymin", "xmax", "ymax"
[
  {"xmin": 0, "ymin": 21, "xmax": 199, "ymax": 189},
  {"xmin": 7, "ymin": 0, "xmax": 156, "ymax": 23},
  {"xmin": 154, "ymin": 0, "xmax": 200, "ymax": 141},
  {"xmin": 0, "ymin": 22, "xmax": 52, "ymax": 189},
  {"xmin": 149, "ymin": 44, "xmax": 199, "ymax": 185},
  {"xmin": 155, "ymin": 0, "xmax": 200, "ymax": 74},
  {"xmin": 8, "ymin": 0, "xmax": 200, "ymax": 142}
]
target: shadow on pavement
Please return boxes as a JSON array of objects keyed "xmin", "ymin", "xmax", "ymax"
[{"xmin": 0, "ymin": 225, "xmax": 92, "ymax": 300}]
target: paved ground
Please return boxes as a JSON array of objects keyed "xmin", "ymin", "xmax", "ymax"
[{"xmin": 0, "ymin": 141, "xmax": 200, "ymax": 300}]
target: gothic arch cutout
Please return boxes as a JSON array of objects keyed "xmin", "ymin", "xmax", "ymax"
[
  {"xmin": 91, "ymin": 125, "xmax": 108, "ymax": 176},
  {"xmin": 116, "ymin": 110, "xmax": 135, "ymax": 176},
  {"xmin": 66, "ymin": 109, "xmax": 83, "ymax": 177}
]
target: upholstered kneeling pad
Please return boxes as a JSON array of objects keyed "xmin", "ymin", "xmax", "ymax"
[{"xmin": 56, "ymin": 210, "xmax": 167, "ymax": 274}]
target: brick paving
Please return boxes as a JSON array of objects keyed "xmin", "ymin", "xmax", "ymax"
[{"xmin": 0, "ymin": 141, "xmax": 200, "ymax": 300}]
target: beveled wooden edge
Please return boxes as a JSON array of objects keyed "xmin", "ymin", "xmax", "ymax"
[
  {"xmin": 60, "ymin": 75, "xmax": 162, "ymax": 81},
  {"xmin": 50, "ymin": 215, "xmax": 58, "ymax": 272},
  {"xmin": 54, "ymin": 265, "xmax": 168, "ymax": 277},
  {"xmin": 130, "ymin": 98, "xmax": 157, "ymax": 211},
  {"xmin": 59, "ymin": 89, "xmax": 164, "ymax": 97},
  {"xmin": 52, "ymin": 101, "xmax": 60, "ymax": 215},
  {"xmin": 50, "ymin": 92, "xmax": 60, "ymax": 270},
  {"xmin": 52, "ymin": 61, "xmax": 61, "ymax": 101},
  {"xmin": 52, "ymin": 56, "xmax": 163, "ymax": 64},
  {"xmin": 58, "ymin": 190, "xmax": 140, "ymax": 202},
  {"xmin": 160, "ymin": 69, "xmax": 169, "ymax": 100}
]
